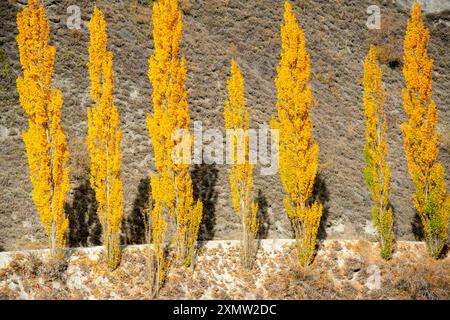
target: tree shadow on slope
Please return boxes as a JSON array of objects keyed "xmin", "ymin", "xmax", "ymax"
[
  {"xmin": 192, "ymin": 164, "xmax": 218, "ymax": 241},
  {"xmin": 125, "ymin": 164, "xmax": 219, "ymax": 246},
  {"xmin": 256, "ymin": 190, "xmax": 270, "ymax": 239},
  {"xmin": 125, "ymin": 177, "xmax": 151, "ymax": 245},
  {"xmin": 311, "ymin": 173, "xmax": 330, "ymax": 240},
  {"xmin": 411, "ymin": 211, "xmax": 424, "ymax": 241},
  {"xmin": 65, "ymin": 179, "xmax": 101, "ymax": 247}
]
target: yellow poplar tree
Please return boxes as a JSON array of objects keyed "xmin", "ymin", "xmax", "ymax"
[
  {"xmin": 363, "ymin": 46, "xmax": 394, "ymax": 260},
  {"xmin": 271, "ymin": 1, "xmax": 322, "ymax": 267},
  {"xmin": 87, "ymin": 6, "xmax": 124, "ymax": 271},
  {"xmin": 16, "ymin": 0, "xmax": 69, "ymax": 263},
  {"xmin": 147, "ymin": 0, "xmax": 202, "ymax": 284},
  {"xmin": 224, "ymin": 59, "xmax": 258, "ymax": 269},
  {"xmin": 402, "ymin": 1, "xmax": 449, "ymax": 258}
]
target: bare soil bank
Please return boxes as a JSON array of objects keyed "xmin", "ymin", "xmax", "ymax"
[{"xmin": 0, "ymin": 0, "xmax": 449, "ymax": 250}]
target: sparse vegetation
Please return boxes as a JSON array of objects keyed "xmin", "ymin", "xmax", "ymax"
[
  {"xmin": 0, "ymin": 240, "xmax": 447, "ymax": 299},
  {"xmin": 366, "ymin": 11, "xmax": 403, "ymax": 69}
]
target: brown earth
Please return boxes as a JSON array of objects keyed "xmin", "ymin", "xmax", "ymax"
[{"xmin": 0, "ymin": 0, "xmax": 449, "ymax": 251}]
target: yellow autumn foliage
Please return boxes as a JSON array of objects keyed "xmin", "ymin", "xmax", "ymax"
[
  {"xmin": 16, "ymin": 0, "xmax": 69, "ymax": 263},
  {"xmin": 149, "ymin": 173, "xmax": 168, "ymax": 296},
  {"xmin": 401, "ymin": 1, "xmax": 449, "ymax": 258},
  {"xmin": 87, "ymin": 6, "xmax": 124, "ymax": 271},
  {"xmin": 224, "ymin": 59, "xmax": 258, "ymax": 269},
  {"xmin": 272, "ymin": 1, "xmax": 322, "ymax": 267},
  {"xmin": 147, "ymin": 0, "xmax": 203, "ymax": 279},
  {"xmin": 363, "ymin": 46, "xmax": 394, "ymax": 260}
]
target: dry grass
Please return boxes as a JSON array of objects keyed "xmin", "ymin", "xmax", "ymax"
[{"xmin": 0, "ymin": 240, "xmax": 448, "ymax": 300}]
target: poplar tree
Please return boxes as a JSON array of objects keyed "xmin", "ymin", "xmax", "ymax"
[
  {"xmin": 16, "ymin": 0, "xmax": 69, "ymax": 263},
  {"xmin": 272, "ymin": 1, "xmax": 323, "ymax": 267},
  {"xmin": 147, "ymin": 0, "xmax": 202, "ymax": 289},
  {"xmin": 402, "ymin": 1, "xmax": 449, "ymax": 258},
  {"xmin": 363, "ymin": 46, "xmax": 394, "ymax": 260},
  {"xmin": 224, "ymin": 59, "xmax": 258, "ymax": 269},
  {"xmin": 87, "ymin": 6, "xmax": 124, "ymax": 271}
]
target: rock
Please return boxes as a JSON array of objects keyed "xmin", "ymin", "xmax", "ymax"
[
  {"xmin": 364, "ymin": 220, "xmax": 378, "ymax": 239},
  {"xmin": 328, "ymin": 221, "xmax": 345, "ymax": 234},
  {"xmin": 395, "ymin": 0, "xmax": 450, "ymax": 13},
  {"xmin": 130, "ymin": 89, "xmax": 139, "ymax": 100},
  {"xmin": 365, "ymin": 265, "xmax": 382, "ymax": 290},
  {"xmin": 42, "ymin": 0, "xmax": 58, "ymax": 6},
  {"xmin": 0, "ymin": 126, "xmax": 8, "ymax": 140},
  {"xmin": 345, "ymin": 258, "xmax": 363, "ymax": 279},
  {"xmin": 8, "ymin": 128, "xmax": 17, "ymax": 136},
  {"xmin": 52, "ymin": 281, "xmax": 62, "ymax": 290},
  {"xmin": 49, "ymin": 16, "xmax": 61, "ymax": 24},
  {"xmin": 67, "ymin": 265, "xmax": 84, "ymax": 290}
]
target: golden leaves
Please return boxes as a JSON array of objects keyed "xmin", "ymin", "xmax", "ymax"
[
  {"xmin": 363, "ymin": 46, "xmax": 394, "ymax": 259},
  {"xmin": 16, "ymin": 0, "xmax": 69, "ymax": 263},
  {"xmin": 224, "ymin": 59, "xmax": 258, "ymax": 269},
  {"xmin": 87, "ymin": 6, "xmax": 123, "ymax": 270},
  {"xmin": 148, "ymin": 0, "xmax": 202, "ymax": 270},
  {"xmin": 402, "ymin": 0, "xmax": 449, "ymax": 258},
  {"xmin": 274, "ymin": 1, "xmax": 322, "ymax": 267}
]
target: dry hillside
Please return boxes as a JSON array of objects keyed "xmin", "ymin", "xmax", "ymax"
[{"xmin": 0, "ymin": 0, "xmax": 449, "ymax": 251}]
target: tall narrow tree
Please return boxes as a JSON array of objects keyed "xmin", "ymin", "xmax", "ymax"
[
  {"xmin": 272, "ymin": 1, "xmax": 322, "ymax": 267},
  {"xmin": 16, "ymin": 0, "xmax": 69, "ymax": 263},
  {"xmin": 147, "ymin": 0, "xmax": 202, "ymax": 284},
  {"xmin": 402, "ymin": 1, "xmax": 449, "ymax": 258},
  {"xmin": 363, "ymin": 46, "xmax": 394, "ymax": 260},
  {"xmin": 224, "ymin": 59, "xmax": 258, "ymax": 269},
  {"xmin": 87, "ymin": 6, "xmax": 124, "ymax": 271}
]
